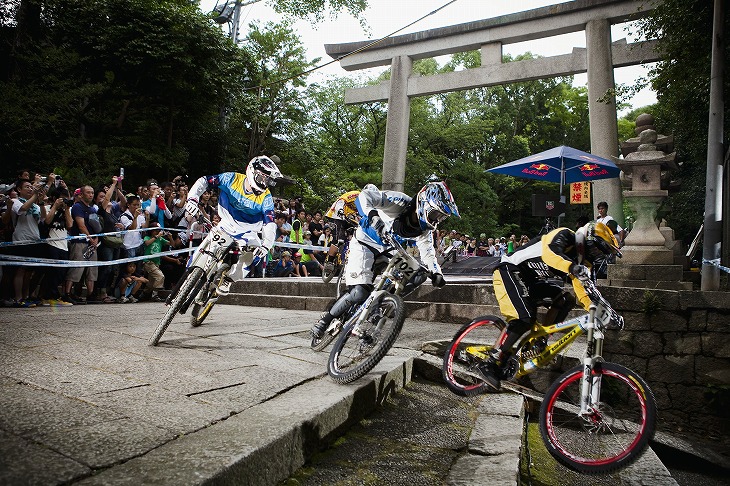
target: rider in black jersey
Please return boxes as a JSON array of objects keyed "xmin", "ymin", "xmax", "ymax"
[{"xmin": 478, "ymin": 221, "xmax": 622, "ymax": 390}]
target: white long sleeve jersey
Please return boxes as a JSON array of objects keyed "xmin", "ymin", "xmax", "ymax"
[{"xmin": 354, "ymin": 187, "xmax": 441, "ymax": 275}]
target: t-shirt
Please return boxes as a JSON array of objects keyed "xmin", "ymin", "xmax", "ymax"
[
  {"xmin": 44, "ymin": 204, "xmax": 69, "ymax": 251},
  {"xmin": 120, "ymin": 211, "xmax": 146, "ymax": 250},
  {"xmin": 11, "ymin": 198, "xmax": 41, "ymax": 242},
  {"xmin": 143, "ymin": 235, "xmax": 170, "ymax": 266},
  {"xmin": 70, "ymin": 202, "xmax": 100, "ymax": 239}
]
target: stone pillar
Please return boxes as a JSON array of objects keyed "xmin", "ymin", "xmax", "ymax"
[
  {"xmin": 586, "ymin": 19, "xmax": 624, "ymax": 225},
  {"xmin": 481, "ymin": 42, "xmax": 502, "ymax": 65},
  {"xmin": 382, "ymin": 55, "xmax": 412, "ymax": 192}
]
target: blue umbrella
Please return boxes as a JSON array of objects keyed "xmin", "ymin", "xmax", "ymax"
[{"xmin": 487, "ymin": 145, "xmax": 621, "ymax": 194}]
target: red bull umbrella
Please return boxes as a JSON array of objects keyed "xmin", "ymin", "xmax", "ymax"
[{"xmin": 486, "ymin": 145, "xmax": 621, "ymax": 194}]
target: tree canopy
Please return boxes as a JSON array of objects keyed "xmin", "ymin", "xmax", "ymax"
[{"xmin": 0, "ymin": 0, "xmax": 718, "ymax": 242}]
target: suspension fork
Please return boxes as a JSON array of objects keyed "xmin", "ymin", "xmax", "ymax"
[{"xmin": 579, "ymin": 302, "xmax": 603, "ymax": 415}]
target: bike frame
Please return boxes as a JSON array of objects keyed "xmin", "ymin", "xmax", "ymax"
[{"xmin": 344, "ymin": 235, "xmax": 426, "ymax": 336}]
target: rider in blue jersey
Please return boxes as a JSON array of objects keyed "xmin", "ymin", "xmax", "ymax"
[
  {"xmin": 185, "ymin": 156, "xmax": 282, "ymax": 293},
  {"xmin": 310, "ymin": 180, "xmax": 460, "ymax": 339}
]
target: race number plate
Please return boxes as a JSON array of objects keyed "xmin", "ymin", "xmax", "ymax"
[{"xmin": 391, "ymin": 253, "xmax": 420, "ymax": 280}]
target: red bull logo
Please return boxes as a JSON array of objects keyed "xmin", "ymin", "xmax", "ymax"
[
  {"xmin": 522, "ymin": 163, "xmax": 550, "ymax": 177},
  {"xmin": 579, "ymin": 163, "xmax": 609, "ymax": 177}
]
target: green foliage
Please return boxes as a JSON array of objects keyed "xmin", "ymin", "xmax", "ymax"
[
  {"xmin": 634, "ymin": 0, "xmax": 730, "ymax": 244},
  {"xmin": 642, "ymin": 291, "xmax": 662, "ymax": 316}
]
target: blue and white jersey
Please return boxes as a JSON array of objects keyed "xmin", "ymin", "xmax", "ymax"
[
  {"xmin": 354, "ymin": 186, "xmax": 441, "ymax": 275},
  {"xmin": 189, "ymin": 172, "xmax": 276, "ymax": 246}
]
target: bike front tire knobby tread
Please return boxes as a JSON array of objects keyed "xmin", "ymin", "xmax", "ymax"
[
  {"xmin": 149, "ymin": 267, "xmax": 204, "ymax": 346},
  {"xmin": 327, "ymin": 294, "xmax": 406, "ymax": 384}
]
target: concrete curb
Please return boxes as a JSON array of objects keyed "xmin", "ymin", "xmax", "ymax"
[{"xmin": 77, "ymin": 357, "xmax": 414, "ymax": 485}]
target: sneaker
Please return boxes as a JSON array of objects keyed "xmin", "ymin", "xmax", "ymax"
[
  {"xmin": 47, "ymin": 299, "xmax": 73, "ymax": 307},
  {"xmin": 117, "ymin": 297, "xmax": 129, "ymax": 304},
  {"xmin": 39, "ymin": 299, "xmax": 52, "ymax": 307},
  {"xmin": 63, "ymin": 294, "xmax": 86, "ymax": 305},
  {"xmin": 149, "ymin": 292, "xmax": 163, "ymax": 302},
  {"xmin": 127, "ymin": 295, "xmax": 138, "ymax": 303},
  {"xmin": 217, "ymin": 276, "xmax": 234, "ymax": 295},
  {"xmin": 310, "ymin": 318, "xmax": 329, "ymax": 339},
  {"xmin": 13, "ymin": 299, "xmax": 37, "ymax": 308},
  {"xmin": 1, "ymin": 299, "xmax": 14, "ymax": 308},
  {"xmin": 476, "ymin": 359, "xmax": 502, "ymax": 391}
]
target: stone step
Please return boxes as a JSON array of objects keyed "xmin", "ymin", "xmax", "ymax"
[{"xmin": 606, "ymin": 279, "xmax": 694, "ymax": 291}]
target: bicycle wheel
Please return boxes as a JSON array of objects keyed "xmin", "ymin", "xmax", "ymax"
[
  {"xmin": 442, "ymin": 316, "xmax": 506, "ymax": 397},
  {"xmin": 327, "ymin": 293, "xmax": 406, "ymax": 384},
  {"xmin": 149, "ymin": 267, "xmax": 204, "ymax": 346},
  {"xmin": 539, "ymin": 362, "xmax": 657, "ymax": 474}
]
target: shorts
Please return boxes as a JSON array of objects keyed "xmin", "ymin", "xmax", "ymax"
[{"xmin": 66, "ymin": 242, "xmax": 98, "ymax": 283}]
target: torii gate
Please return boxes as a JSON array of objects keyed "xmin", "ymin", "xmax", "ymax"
[{"xmin": 324, "ymin": 0, "xmax": 661, "ymax": 225}]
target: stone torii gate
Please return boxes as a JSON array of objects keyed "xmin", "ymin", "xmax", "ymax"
[{"xmin": 324, "ymin": 0, "xmax": 661, "ymax": 225}]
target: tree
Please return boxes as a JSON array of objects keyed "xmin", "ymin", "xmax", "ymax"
[{"xmin": 634, "ymin": 0, "xmax": 730, "ymax": 243}]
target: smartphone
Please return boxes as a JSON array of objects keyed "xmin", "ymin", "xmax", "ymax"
[{"xmin": 119, "ymin": 168, "xmax": 124, "ymax": 180}]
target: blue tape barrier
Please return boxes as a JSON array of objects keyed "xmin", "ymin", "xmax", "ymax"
[
  {"xmin": 703, "ymin": 258, "xmax": 730, "ymax": 274},
  {"xmin": 0, "ymin": 226, "xmax": 188, "ymax": 248}
]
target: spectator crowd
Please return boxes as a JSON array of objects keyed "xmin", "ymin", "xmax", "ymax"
[
  {"xmin": 1, "ymin": 169, "xmax": 621, "ymax": 309},
  {"xmin": 0, "ymin": 170, "xmax": 343, "ymax": 308}
]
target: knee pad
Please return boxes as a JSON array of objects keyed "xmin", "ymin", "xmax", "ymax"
[{"xmin": 330, "ymin": 284, "xmax": 373, "ymax": 317}]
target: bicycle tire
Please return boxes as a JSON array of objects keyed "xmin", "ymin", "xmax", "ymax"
[
  {"xmin": 442, "ymin": 316, "xmax": 506, "ymax": 397},
  {"xmin": 539, "ymin": 361, "xmax": 657, "ymax": 474},
  {"xmin": 149, "ymin": 267, "xmax": 204, "ymax": 346},
  {"xmin": 321, "ymin": 262, "xmax": 338, "ymax": 283},
  {"xmin": 327, "ymin": 293, "xmax": 406, "ymax": 384},
  {"xmin": 310, "ymin": 318, "xmax": 342, "ymax": 351}
]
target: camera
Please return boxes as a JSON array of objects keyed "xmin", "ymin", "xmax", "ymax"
[
  {"xmin": 39, "ymin": 176, "xmax": 47, "ymax": 183},
  {"xmin": 55, "ymin": 176, "xmax": 62, "ymax": 187},
  {"xmin": 63, "ymin": 198, "xmax": 75, "ymax": 206}
]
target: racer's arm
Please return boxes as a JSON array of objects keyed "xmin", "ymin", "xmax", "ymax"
[
  {"xmin": 188, "ymin": 176, "xmax": 214, "ymax": 201},
  {"xmin": 415, "ymin": 231, "xmax": 442, "ymax": 275},
  {"xmin": 260, "ymin": 195, "xmax": 277, "ymax": 249},
  {"xmin": 541, "ymin": 228, "xmax": 578, "ymax": 274}
]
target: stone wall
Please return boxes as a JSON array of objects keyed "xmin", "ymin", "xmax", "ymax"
[{"xmin": 599, "ymin": 287, "xmax": 730, "ymax": 439}]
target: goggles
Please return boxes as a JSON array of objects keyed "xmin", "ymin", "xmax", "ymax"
[
  {"xmin": 254, "ymin": 170, "xmax": 276, "ymax": 189},
  {"xmin": 427, "ymin": 208, "xmax": 449, "ymax": 226}
]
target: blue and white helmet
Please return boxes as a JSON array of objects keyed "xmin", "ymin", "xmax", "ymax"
[{"xmin": 415, "ymin": 181, "xmax": 460, "ymax": 230}]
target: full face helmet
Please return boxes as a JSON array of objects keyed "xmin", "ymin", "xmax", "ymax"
[
  {"xmin": 575, "ymin": 221, "xmax": 622, "ymax": 264},
  {"xmin": 246, "ymin": 156, "xmax": 282, "ymax": 195},
  {"xmin": 415, "ymin": 181, "xmax": 460, "ymax": 230}
]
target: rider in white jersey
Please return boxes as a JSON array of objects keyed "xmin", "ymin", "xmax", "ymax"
[
  {"xmin": 311, "ymin": 181, "xmax": 460, "ymax": 339},
  {"xmin": 185, "ymin": 156, "xmax": 282, "ymax": 293}
]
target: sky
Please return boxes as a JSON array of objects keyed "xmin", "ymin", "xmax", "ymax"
[{"xmin": 201, "ymin": 0, "xmax": 657, "ymax": 114}]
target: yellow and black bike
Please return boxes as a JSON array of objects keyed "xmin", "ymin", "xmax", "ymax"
[{"xmin": 442, "ymin": 280, "xmax": 656, "ymax": 474}]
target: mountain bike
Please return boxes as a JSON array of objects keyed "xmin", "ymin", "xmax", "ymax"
[
  {"xmin": 442, "ymin": 280, "xmax": 656, "ymax": 474},
  {"xmin": 327, "ymin": 232, "xmax": 431, "ymax": 384},
  {"xmin": 148, "ymin": 216, "xmax": 259, "ymax": 346},
  {"xmin": 321, "ymin": 240, "xmax": 344, "ymax": 284}
]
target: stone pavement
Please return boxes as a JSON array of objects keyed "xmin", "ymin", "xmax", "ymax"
[
  {"xmin": 1, "ymin": 301, "xmax": 511, "ymax": 485},
  {"xmin": 0, "ymin": 300, "xmax": 708, "ymax": 485}
]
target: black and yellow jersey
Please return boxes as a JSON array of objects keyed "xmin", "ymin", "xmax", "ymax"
[{"xmin": 500, "ymin": 228, "xmax": 591, "ymax": 310}]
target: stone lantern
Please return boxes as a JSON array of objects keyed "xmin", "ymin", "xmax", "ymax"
[{"xmin": 612, "ymin": 114, "xmax": 678, "ymax": 265}]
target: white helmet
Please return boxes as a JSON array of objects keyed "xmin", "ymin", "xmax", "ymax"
[{"xmin": 246, "ymin": 156, "xmax": 282, "ymax": 195}]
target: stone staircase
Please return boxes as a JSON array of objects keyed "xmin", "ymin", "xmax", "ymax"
[{"xmin": 219, "ymin": 277, "xmax": 503, "ymax": 324}]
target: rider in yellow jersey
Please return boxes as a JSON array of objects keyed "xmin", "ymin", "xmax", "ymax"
[{"xmin": 479, "ymin": 222, "xmax": 622, "ymax": 390}]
